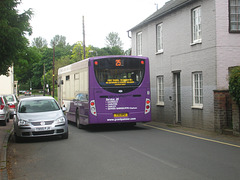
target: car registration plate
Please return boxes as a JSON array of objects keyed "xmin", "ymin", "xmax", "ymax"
[
  {"xmin": 114, "ymin": 113, "xmax": 128, "ymax": 118},
  {"xmin": 35, "ymin": 127, "xmax": 51, "ymax": 131}
]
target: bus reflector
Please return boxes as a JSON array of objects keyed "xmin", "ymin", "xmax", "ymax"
[
  {"xmin": 90, "ymin": 100, "xmax": 97, "ymax": 116},
  {"xmin": 145, "ymin": 98, "xmax": 150, "ymax": 114},
  {"xmin": 141, "ymin": 60, "xmax": 145, "ymax": 65},
  {"xmin": 94, "ymin": 61, "xmax": 98, "ymax": 66}
]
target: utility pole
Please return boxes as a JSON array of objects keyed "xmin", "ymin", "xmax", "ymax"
[
  {"xmin": 52, "ymin": 43, "xmax": 55, "ymax": 98},
  {"xmin": 83, "ymin": 16, "xmax": 86, "ymax": 59},
  {"xmin": 43, "ymin": 63, "xmax": 45, "ymax": 96}
]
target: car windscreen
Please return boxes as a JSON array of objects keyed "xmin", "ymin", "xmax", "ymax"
[
  {"xmin": 19, "ymin": 99, "xmax": 60, "ymax": 113},
  {"xmin": 5, "ymin": 95, "xmax": 14, "ymax": 102}
]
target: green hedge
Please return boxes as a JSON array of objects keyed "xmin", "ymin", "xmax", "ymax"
[{"xmin": 229, "ymin": 66, "xmax": 240, "ymax": 105}]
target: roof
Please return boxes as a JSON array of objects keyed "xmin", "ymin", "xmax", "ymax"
[{"xmin": 129, "ymin": 0, "xmax": 196, "ymax": 32}]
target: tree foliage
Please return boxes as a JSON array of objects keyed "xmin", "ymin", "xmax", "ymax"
[
  {"xmin": 14, "ymin": 46, "xmax": 41, "ymax": 84},
  {"xmin": 50, "ymin": 35, "xmax": 67, "ymax": 48},
  {"xmin": 32, "ymin": 37, "xmax": 48, "ymax": 48},
  {"xmin": 229, "ymin": 66, "xmax": 240, "ymax": 105},
  {"xmin": 71, "ymin": 41, "xmax": 92, "ymax": 62},
  {"xmin": 105, "ymin": 32, "xmax": 123, "ymax": 48},
  {"xmin": 0, "ymin": 0, "xmax": 33, "ymax": 75},
  {"xmin": 15, "ymin": 32, "xmax": 127, "ymax": 91}
]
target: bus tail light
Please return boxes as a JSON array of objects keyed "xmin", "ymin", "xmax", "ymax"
[
  {"xmin": 90, "ymin": 100, "xmax": 97, "ymax": 116},
  {"xmin": 145, "ymin": 98, "xmax": 151, "ymax": 114}
]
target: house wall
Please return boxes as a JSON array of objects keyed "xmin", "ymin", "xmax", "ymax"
[
  {"xmin": 0, "ymin": 67, "xmax": 14, "ymax": 95},
  {"xmin": 215, "ymin": 0, "xmax": 240, "ymax": 90},
  {"xmin": 131, "ymin": 0, "xmax": 218, "ymax": 130}
]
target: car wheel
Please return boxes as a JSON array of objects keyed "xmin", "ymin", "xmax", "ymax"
[
  {"xmin": 62, "ymin": 131, "xmax": 69, "ymax": 139},
  {"xmin": 7, "ymin": 114, "xmax": 10, "ymax": 122},
  {"xmin": 15, "ymin": 134, "xmax": 22, "ymax": 143},
  {"xmin": 1, "ymin": 119, "xmax": 7, "ymax": 126}
]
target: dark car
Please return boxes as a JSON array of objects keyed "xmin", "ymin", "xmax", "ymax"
[
  {"xmin": 67, "ymin": 93, "xmax": 89, "ymax": 129},
  {"xmin": 24, "ymin": 90, "xmax": 32, "ymax": 96}
]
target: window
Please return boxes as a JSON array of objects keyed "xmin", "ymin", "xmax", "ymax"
[
  {"xmin": 136, "ymin": 32, "xmax": 142, "ymax": 56},
  {"xmin": 66, "ymin": 75, "xmax": 70, "ymax": 81},
  {"xmin": 229, "ymin": 0, "xmax": 240, "ymax": 32},
  {"xmin": 156, "ymin": 23, "xmax": 163, "ymax": 53},
  {"xmin": 192, "ymin": 72, "xmax": 203, "ymax": 108},
  {"xmin": 192, "ymin": 7, "xmax": 201, "ymax": 44},
  {"xmin": 157, "ymin": 76, "xmax": 164, "ymax": 105}
]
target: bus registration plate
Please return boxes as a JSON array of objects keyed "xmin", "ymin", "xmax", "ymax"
[{"xmin": 114, "ymin": 113, "xmax": 128, "ymax": 118}]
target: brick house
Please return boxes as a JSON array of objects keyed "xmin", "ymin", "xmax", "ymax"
[{"xmin": 128, "ymin": 0, "xmax": 240, "ymax": 132}]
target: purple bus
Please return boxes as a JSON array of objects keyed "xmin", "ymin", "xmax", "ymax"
[{"xmin": 58, "ymin": 56, "xmax": 151, "ymax": 128}]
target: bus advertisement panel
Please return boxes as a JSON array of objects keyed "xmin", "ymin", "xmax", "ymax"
[{"xmin": 58, "ymin": 56, "xmax": 151, "ymax": 128}]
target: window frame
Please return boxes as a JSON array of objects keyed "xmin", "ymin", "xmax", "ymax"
[
  {"xmin": 156, "ymin": 23, "xmax": 163, "ymax": 54},
  {"xmin": 192, "ymin": 72, "xmax": 203, "ymax": 109},
  {"xmin": 191, "ymin": 6, "xmax": 202, "ymax": 45},
  {"xmin": 229, "ymin": 0, "xmax": 240, "ymax": 33},
  {"xmin": 136, "ymin": 32, "xmax": 142, "ymax": 56},
  {"xmin": 156, "ymin": 75, "xmax": 164, "ymax": 106}
]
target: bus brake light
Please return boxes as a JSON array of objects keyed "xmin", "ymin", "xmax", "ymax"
[
  {"xmin": 90, "ymin": 100, "xmax": 97, "ymax": 116},
  {"xmin": 145, "ymin": 98, "xmax": 151, "ymax": 114}
]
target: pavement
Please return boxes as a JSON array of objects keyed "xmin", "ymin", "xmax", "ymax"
[
  {"xmin": 0, "ymin": 120, "xmax": 240, "ymax": 180},
  {"xmin": 0, "ymin": 119, "xmax": 13, "ymax": 180}
]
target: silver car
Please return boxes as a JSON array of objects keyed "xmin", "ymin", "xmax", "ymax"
[
  {"xmin": 14, "ymin": 96, "xmax": 68, "ymax": 142},
  {"xmin": 4, "ymin": 94, "xmax": 19, "ymax": 119},
  {"xmin": 0, "ymin": 95, "xmax": 10, "ymax": 126}
]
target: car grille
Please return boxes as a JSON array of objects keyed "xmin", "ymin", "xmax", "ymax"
[
  {"xmin": 31, "ymin": 121, "xmax": 54, "ymax": 126},
  {"xmin": 32, "ymin": 130, "xmax": 55, "ymax": 135}
]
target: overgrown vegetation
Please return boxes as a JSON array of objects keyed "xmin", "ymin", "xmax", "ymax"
[{"xmin": 229, "ymin": 66, "xmax": 240, "ymax": 105}]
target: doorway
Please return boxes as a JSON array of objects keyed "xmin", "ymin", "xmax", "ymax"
[{"xmin": 174, "ymin": 72, "xmax": 181, "ymax": 124}]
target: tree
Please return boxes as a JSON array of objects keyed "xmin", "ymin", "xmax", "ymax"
[
  {"xmin": 14, "ymin": 46, "xmax": 41, "ymax": 86},
  {"xmin": 0, "ymin": 0, "xmax": 33, "ymax": 75},
  {"xmin": 229, "ymin": 66, "xmax": 240, "ymax": 105},
  {"xmin": 50, "ymin": 35, "xmax": 67, "ymax": 48},
  {"xmin": 32, "ymin": 37, "xmax": 48, "ymax": 48},
  {"xmin": 71, "ymin": 41, "xmax": 92, "ymax": 62},
  {"xmin": 105, "ymin": 32, "xmax": 123, "ymax": 49}
]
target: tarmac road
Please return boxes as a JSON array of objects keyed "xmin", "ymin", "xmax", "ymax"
[{"xmin": 6, "ymin": 122, "xmax": 240, "ymax": 180}]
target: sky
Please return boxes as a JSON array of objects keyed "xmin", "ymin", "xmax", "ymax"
[{"xmin": 18, "ymin": 0, "xmax": 169, "ymax": 50}]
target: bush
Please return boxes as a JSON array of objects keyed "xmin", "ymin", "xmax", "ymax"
[{"xmin": 229, "ymin": 66, "xmax": 240, "ymax": 105}]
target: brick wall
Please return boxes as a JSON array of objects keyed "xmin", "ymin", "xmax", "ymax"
[
  {"xmin": 214, "ymin": 90, "xmax": 231, "ymax": 133},
  {"xmin": 232, "ymin": 101, "xmax": 240, "ymax": 136},
  {"xmin": 214, "ymin": 90, "xmax": 240, "ymax": 135}
]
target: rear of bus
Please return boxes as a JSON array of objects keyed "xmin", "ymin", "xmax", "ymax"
[{"xmin": 88, "ymin": 56, "xmax": 151, "ymax": 125}]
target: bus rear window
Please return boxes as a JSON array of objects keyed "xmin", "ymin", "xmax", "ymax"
[{"xmin": 94, "ymin": 57, "xmax": 145, "ymax": 89}]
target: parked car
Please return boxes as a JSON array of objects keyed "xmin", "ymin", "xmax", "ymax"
[
  {"xmin": 13, "ymin": 96, "xmax": 68, "ymax": 142},
  {"xmin": 0, "ymin": 95, "xmax": 10, "ymax": 126},
  {"xmin": 4, "ymin": 94, "xmax": 19, "ymax": 119},
  {"xmin": 24, "ymin": 90, "xmax": 32, "ymax": 96}
]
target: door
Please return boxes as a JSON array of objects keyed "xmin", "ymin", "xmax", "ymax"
[{"xmin": 174, "ymin": 73, "xmax": 181, "ymax": 123}]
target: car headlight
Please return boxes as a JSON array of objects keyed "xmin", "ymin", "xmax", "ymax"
[
  {"xmin": 55, "ymin": 116, "xmax": 66, "ymax": 125},
  {"xmin": 18, "ymin": 119, "xmax": 30, "ymax": 126}
]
